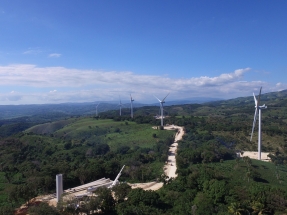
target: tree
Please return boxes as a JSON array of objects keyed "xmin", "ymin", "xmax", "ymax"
[
  {"xmin": 112, "ymin": 183, "xmax": 132, "ymax": 203},
  {"xmin": 246, "ymin": 169, "xmax": 251, "ymax": 183},
  {"xmin": 64, "ymin": 141, "xmax": 72, "ymax": 150},
  {"xmin": 18, "ymin": 184, "xmax": 37, "ymax": 205},
  {"xmin": 57, "ymin": 195, "xmax": 78, "ymax": 214},
  {"xmin": 234, "ymin": 157, "xmax": 240, "ymax": 169},
  {"xmin": 76, "ymin": 196, "xmax": 100, "ymax": 215},
  {"xmin": 0, "ymin": 205, "xmax": 15, "ymax": 215},
  {"xmin": 250, "ymin": 201, "xmax": 268, "ymax": 215},
  {"xmin": 28, "ymin": 202, "xmax": 60, "ymax": 215},
  {"xmin": 7, "ymin": 186, "xmax": 20, "ymax": 205},
  {"xmin": 243, "ymin": 156, "xmax": 252, "ymax": 167},
  {"xmin": 93, "ymin": 187, "xmax": 116, "ymax": 214},
  {"xmin": 203, "ymin": 179, "xmax": 227, "ymax": 204},
  {"xmin": 228, "ymin": 202, "xmax": 244, "ymax": 215},
  {"xmin": 75, "ymin": 168, "xmax": 90, "ymax": 185},
  {"xmin": 4, "ymin": 171, "xmax": 14, "ymax": 184},
  {"xmin": 193, "ymin": 192, "xmax": 214, "ymax": 215},
  {"xmin": 116, "ymin": 202, "xmax": 162, "ymax": 215}
]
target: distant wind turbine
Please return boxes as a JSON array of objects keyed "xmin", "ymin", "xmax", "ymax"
[
  {"xmin": 154, "ymin": 93, "xmax": 169, "ymax": 127},
  {"xmin": 250, "ymin": 87, "xmax": 267, "ymax": 160},
  {"xmin": 119, "ymin": 96, "xmax": 122, "ymax": 116},
  {"xmin": 96, "ymin": 103, "xmax": 100, "ymax": 117},
  {"xmin": 130, "ymin": 94, "xmax": 134, "ymax": 118}
]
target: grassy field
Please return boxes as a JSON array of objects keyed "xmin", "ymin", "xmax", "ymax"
[
  {"xmin": 25, "ymin": 118, "xmax": 77, "ymax": 134},
  {"xmin": 26, "ymin": 118, "xmax": 175, "ymax": 151},
  {"xmin": 204, "ymin": 159, "xmax": 287, "ymax": 189}
]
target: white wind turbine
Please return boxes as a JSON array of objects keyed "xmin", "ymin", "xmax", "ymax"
[
  {"xmin": 154, "ymin": 93, "xmax": 169, "ymax": 127},
  {"xmin": 130, "ymin": 94, "xmax": 134, "ymax": 118},
  {"xmin": 119, "ymin": 96, "xmax": 122, "ymax": 116},
  {"xmin": 96, "ymin": 103, "xmax": 100, "ymax": 117},
  {"xmin": 250, "ymin": 87, "xmax": 267, "ymax": 160}
]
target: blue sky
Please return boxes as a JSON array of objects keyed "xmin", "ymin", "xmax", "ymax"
[{"xmin": 0, "ymin": 0, "xmax": 286, "ymax": 104}]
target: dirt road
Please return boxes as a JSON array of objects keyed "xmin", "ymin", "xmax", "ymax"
[
  {"xmin": 132, "ymin": 125, "xmax": 184, "ymax": 190},
  {"xmin": 163, "ymin": 125, "xmax": 184, "ymax": 179}
]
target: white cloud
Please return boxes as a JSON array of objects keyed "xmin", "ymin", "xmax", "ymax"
[
  {"xmin": 0, "ymin": 65, "xmax": 250, "ymax": 88},
  {"xmin": 0, "ymin": 64, "xmax": 284, "ymax": 105},
  {"xmin": 272, "ymin": 82, "xmax": 287, "ymax": 92},
  {"xmin": 48, "ymin": 53, "xmax": 62, "ymax": 58},
  {"xmin": 0, "ymin": 91, "xmax": 23, "ymax": 102},
  {"xmin": 23, "ymin": 48, "xmax": 42, "ymax": 55}
]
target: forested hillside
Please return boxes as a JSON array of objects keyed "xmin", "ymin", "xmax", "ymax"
[{"xmin": 0, "ymin": 90, "xmax": 287, "ymax": 214}]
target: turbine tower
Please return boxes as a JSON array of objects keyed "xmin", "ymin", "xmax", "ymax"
[
  {"xmin": 96, "ymin": 103, "xmax": 100, "ymax": 117},
  {"xmin": 250, "ymin": 87, "xmax": 267, "ymax": 160},
  {"xmin": 130, "ymin": 94, "xmax": 134, "ymax": 118},
  {"xmin": 119, "ymin": 96, "xmax": 122, "ymax": 116},
  {"xmin": 154, "ymin": 93, "xmax": 169, "ymax": 127}
]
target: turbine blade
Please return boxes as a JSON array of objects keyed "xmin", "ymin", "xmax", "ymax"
[
  {"xmin": 250, "ymin": 108, "xmax": 258, "ymax": 141},
  {"xmin": 253, "ymin": 93, "xmax": 257, "ymax": 106},
  {"xmin": 161, "ymin": 93, "xmax": 170, "ymax": 102},
  {"xmin": 154, "ymin": 95, "xmax": 161, "ymax": 103},
  {"xmin": 257, "ymin": 87, "xmax": 262, "ymax": 107}
]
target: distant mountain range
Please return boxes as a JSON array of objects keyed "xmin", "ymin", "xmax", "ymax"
[
  {"xmin": 1, "ymin": 89, "xmax": 287, "ymax": 120},
  {"xmin": 0, "ymin": 97, "xmax": 223, "ymax": 119},
  {"xmin": 0, "ymin": 89, "xmax": 286, "ymax": 138}
]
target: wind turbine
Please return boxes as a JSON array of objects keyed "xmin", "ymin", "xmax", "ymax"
[
  {"xmin": 130, "ymin": 94, "xmax": 134, "ymax": 118},
  {"xmin": 154, "ymin": 93, "xmax": 169, "ymax": 127},
  {"xmin": 119, "ymin": 96, "xmax": 122, "ymax": 116},
  {"xmin": 96, "ymin": 103, "xmax": 100, "ymax": 117},
  {"xmin": 250, "ymin": 87, "xmax": 267, "ymax": 160}
]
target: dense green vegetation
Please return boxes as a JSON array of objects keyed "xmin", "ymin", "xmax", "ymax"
[
  {"xmin": 1, "ymin": 90, "xmax": 287, "ymax": 214},
  {"xmin": 0, "ymin": 117, "xmax": 174, "ymax": 210}
]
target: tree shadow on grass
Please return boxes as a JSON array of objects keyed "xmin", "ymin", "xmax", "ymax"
[{"xmin": 254, "ymin": 177, "xmax": 269, "ymax": 183}]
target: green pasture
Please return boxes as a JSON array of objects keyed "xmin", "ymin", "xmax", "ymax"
[
  {"xmin": 26, "ymin": 118, "xmax": 176, "ymax": 151},
  {"xmin": 104, "ymin": 124, "xmax": 174, "ymax": 150},
  {"xmin": 25, "ymin": 118, "xmax": 76, "ymax": 134},
  {"xmin": 205, "ymin": 159, "xmax": 287, "ymax": 189}
]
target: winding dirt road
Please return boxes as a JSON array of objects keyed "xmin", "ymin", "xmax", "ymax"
[
  {"xmin": 163, "ymin": 125, "xmax": 184, "ymax": 178},
  {"xmin": 130, "ymin": 125, "xmax": 184, "ymax": 191}
]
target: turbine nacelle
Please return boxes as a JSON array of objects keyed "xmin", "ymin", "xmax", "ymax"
[
  {"xmin": 130, "ymin": 94, "xmax": 134, "ymax": 118},
  {"xmin": 154, "ymin": 93, "xmax": 169, "ymax": 104},
  {"xmin": 130, "ymin": 94, "xmax": 134, "ymax": 102},
  {"xmin": 154, "ymin": 93, "xmax": 169, "ymax": 127}
]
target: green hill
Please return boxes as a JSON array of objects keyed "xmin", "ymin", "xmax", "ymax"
[
  {"xmin": 0, "ymin": 116, "xmax": 175, "ymax": 209},
  {"xmin": 1, "ymin": 89, "xmax": 287, "ymax": 214}
]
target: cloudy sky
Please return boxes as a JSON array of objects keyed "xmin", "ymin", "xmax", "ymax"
[{"xmin": 0, "ymin": 1, "xmax": 286, "ymax": 105}]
